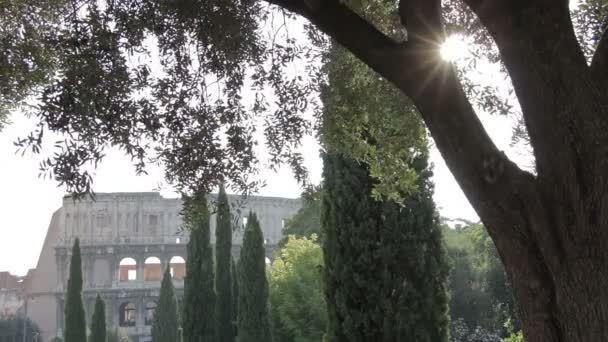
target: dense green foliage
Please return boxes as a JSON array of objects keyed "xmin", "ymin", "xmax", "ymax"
[
  {"xmin": 231, "ymin": 257, "xmax": 239, "ymax": 338},
  {"xmin": 443, "ymin": 223, "xmax": 518, "ymax": 341},
  {"xmin": 237, "ymin": 212, "xmax": 272, "ymax": 342},
  {"xmin": 322, "ymin": 152, "xmax": 450, "ymax": 342},
  {"xmin": 268, "ymin": 235, "xmax": 327, "ymax": 342},
  {"xmin": 0, "ymin": 315, "xmax": 41, "ymax": 342},
  {"xmin": 281, "ymin": 187, "xmax": 323, "ymax": 244},
  {"xmin": 215, "ymin": 185, "xmax": 234, "ymax": 342},
  {"xmin": 152, "ymin": 268, "xmax": 179, "ymax": 342},
  {"xmin": 64, "ymin": 238, "xmax": 86, "ymax": 342},
  {"xmin": 182, "ymin": 192, "xmax": 216, "ymax": 342},
  {"xmin": 89, "ymin": 295, "xmax": 106, "ymax": 342}
]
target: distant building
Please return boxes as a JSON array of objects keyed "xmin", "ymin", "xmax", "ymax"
[{"xmin": 11, "ymin": 192, "xmax": 300, "ymax": 342}]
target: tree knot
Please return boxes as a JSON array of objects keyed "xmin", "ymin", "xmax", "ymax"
[{"xmin": 482, "ymin": 151, "xmax": 507, "ymax": 184}]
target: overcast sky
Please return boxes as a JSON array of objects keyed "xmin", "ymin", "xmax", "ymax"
[{"xmin": 0, "ymin": 103, "xmax": 528, "ymax": 275}]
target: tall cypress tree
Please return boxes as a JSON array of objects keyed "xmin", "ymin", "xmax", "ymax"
[
  {"xmin": 152, "ymin": 267, "xmax": 179, "ymax": 342},
  {"xmin": 231, "ymin": 256, "xmax": 239, "ymax": 338},
  {"xmin": 89, "ymin": 295, "xmax": 106, "ymax": 342},
  {"xmin": 216, "ymin": 184, "xmax": 234, "ymax": 342},
  {"xmin": 64, "ymin": 238, "xmax": 86, "ymax": 342},
  {"xmin": 237, "ymin": 212, "xmax": 272, "ymax": 342},
  {"xmin": 322, "ymin": 153, "xmax": 450, "ymax": 342},
  {"xmin": 182, "ymin": 192, "xmax": 216, "ymax": 342}
]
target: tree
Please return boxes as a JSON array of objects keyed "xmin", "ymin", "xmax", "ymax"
[
  {"xmin": 4, "ymin": 1, "xmax": 608, "ymax": 340},
  {"xmin": 277, "ymin": 2, "xmax": 608, "ymax": 341},
  {"xmin": 215, "ymin": 184, "xmax": 234, "ymax": 342},
  {"xmin": 443, "ymin": 223, "xmax": 517, "ymax": 339},
  {"xmin": 268, "ymin": 235, "xmax": 327, "ymax": 342},
  {"xmin": 231, "ymin": 257, "xmax": 239, "ymax": 338},
  {"xmin": 280, "ymin": 187, "xmax": 323, "ymax": 244},
  {"xmin": 319, "ymin": 13, "xmax": 449, "ymax": 338},
  {"xmin": 0, "ymin": 316, "xmax": 42, "ymax": 342},
  {"xmin": 152, "ymin": 268, "xmax": 179, "ymax": 342},
  {"xmin": 237, "ymin": 212, "xmax": 272, "ymax": 342},
  {"xmin": 322, "ymin": 152, "xmax": 450, "ymax": 342},
  {"xmin": 64, "ymin": 238, "xmax": 86, "ymax": 342},
  {"xmin": 182, "ymin": 192, "xmax": 216, "ymax": 342},
  {"xmin": 90, "ymin": 295, "xmax": 106, "ymax": 342}
]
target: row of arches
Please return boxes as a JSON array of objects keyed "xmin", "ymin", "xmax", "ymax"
[
  {"xmin": 118, "ymin": 256, "xmax": 185, "ymax": 282},
  {"xmin": 119, "ymin": 301, "xmax": 157, "ymax": 327}
]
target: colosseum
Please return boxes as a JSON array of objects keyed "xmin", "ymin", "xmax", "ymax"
[{"xmin": 19, "ymin": 192, "xmax": 301, "ymax": 342}]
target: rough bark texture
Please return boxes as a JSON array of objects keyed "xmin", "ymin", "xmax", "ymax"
[{"xmin": 264, "ymin": 0, "xmax": 608, "ymax": 341}]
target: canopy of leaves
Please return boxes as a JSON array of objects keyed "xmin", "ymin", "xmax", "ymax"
[
  {"xmin": 3, "ymin": 0, "xmax": 317, "ymax": 196},
  {"xmin": 268, "ymin": 235, "xmax": 327, "ymax": 342},
  {"xmin": 1, "ymin": 0, "xmax": 606, "ymax": 196},
  {"xmin": 443, "ymin": 223, "xmax": 518, "ymax": 339}
]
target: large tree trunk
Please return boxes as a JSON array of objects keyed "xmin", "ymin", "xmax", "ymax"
[{"xmin": 265, "ymin": 0, "xmax": 608, "ymax": 341}]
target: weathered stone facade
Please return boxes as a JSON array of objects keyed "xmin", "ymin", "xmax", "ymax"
[{"xmin": 23, "ymin": 192, "xmax": 301, "ymax": 342}]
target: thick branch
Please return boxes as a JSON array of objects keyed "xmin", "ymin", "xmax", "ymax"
[{"xmin": 265, "ymin": 0, "xmax": 535, "ymax": 239}]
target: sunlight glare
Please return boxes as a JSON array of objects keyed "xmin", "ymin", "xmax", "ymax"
[{"xmin": 440, "ymin": 35, "xmax": 469, "ymax": 62}]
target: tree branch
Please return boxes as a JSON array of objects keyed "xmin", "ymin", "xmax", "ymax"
[
  {"xmin": 264, "ymin": 0, "xmax": 536, "ymax": 238},
  {"xmin": 591, "ymin": 27, "xmax": 608, "ymax": 80}
]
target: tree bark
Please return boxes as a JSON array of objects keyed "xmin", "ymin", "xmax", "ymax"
[{"xmin": 265, "ymin": 0, "xmax": 608, "ymax": 341}]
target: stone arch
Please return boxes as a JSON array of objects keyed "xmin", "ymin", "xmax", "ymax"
[
  {"xmin": 145, "ymin": 301, "xmax": 157, "ymax": 326},
  {"xmin": 119, "ymin": 302, "xmax": 137, "ymax": 327},
  {"xmin": 169, "ymin": 256, "xmax": 186, "ymax": 280},
  {"xmin": 144, "ymin": 257, "xmax": 162, "ymax": 281},
  {"xmin": 118, "ymin": 257, "xmax": 137, "ymax": 282}
]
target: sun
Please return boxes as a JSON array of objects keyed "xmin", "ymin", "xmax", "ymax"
[{"xmin": 440, "ymin": 35, "xmax": 470, "ymax": 62}]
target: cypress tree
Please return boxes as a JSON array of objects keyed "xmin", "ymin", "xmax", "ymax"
[
  {"xmin": 152, "ymin": 267, "xmax": 179, "ymax": 342},
  {"xmin": 216, "ymin": 184, "xmax": 234, "ymax": 342},
  {"xmin": 231, "ymin": 257, "xmax": 238, "ymax": 338},
  {"xmin": 64, "ymin": 238, "xmax": 86, "ymax": 342},
  {"xmin": 322, "ymin": 153, "xmax": 450, "ymax": 342},
  {"xmin": 182, "ymin": 192, "xmax": 216, "ymax": 342},
  {"xmin": 89, "ymin": 295, "xmax": 106, "ymax": 342},
  {"xmin": 237, "ymin": 212, "xmax": 272, "ymax": 342}
]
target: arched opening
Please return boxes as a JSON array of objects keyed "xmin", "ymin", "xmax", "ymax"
[
  {"xmin": 119, "ymin": 302, "xmax": 137, "ymax": 327},
  {"xmin": 144, "ymin": 257, "xmax": 162, "ymax": 281},
  {"xmin": 145, "ymin": 301, "xmax": 157, "ymax": 326},
  {"xmin": 169, "ymin": 256, "xmax": 186, "ymax": 280},
  {"xmin": 119, "ymin": 258, "xmax": 137, "ymax": 282}
]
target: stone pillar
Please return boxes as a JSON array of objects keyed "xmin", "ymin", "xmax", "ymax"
[
  {"xmin": 137, "ymin": 254, "xmax": 145, "ymax": 282},
  {"xmin": 109, "ymin": 253, "xmax": 117, "ymax": 287},
  {"xmin": 136, "ymin": 295, "xmax": 145, "ymax": 334},
  {"xmin": 86, "ymin": 254, "xmax": 94, "ymax": 288}
]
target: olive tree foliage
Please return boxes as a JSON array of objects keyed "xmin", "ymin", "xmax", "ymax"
[{"xmin": 1, "ymin": 0, "xmax": 317, "ymax": 195}]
